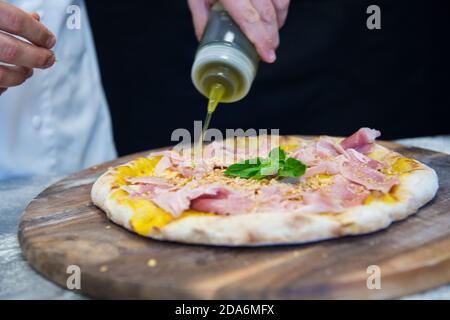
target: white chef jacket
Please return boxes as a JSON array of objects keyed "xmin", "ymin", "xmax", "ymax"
[{"xmin": 0, "ymin": 0, "xmax": 117, "ymax": 179}]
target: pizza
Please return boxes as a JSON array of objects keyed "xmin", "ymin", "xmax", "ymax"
[{"xmin": 91, "ymin": 128, "xmax": 438, "ymax": 246}]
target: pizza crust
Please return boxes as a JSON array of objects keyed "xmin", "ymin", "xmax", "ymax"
[
  {"xmin": 91, "ymin": 157, "xmax": 439, "ymax": 246},
  {"xmin": 91, "ymin": 173, "xmax": 134, "ymax": 231}
]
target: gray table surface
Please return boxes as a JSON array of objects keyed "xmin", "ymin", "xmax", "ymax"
[{"xmin": 1, "ymin": 137, "xmax": 450, "ymax": 300}]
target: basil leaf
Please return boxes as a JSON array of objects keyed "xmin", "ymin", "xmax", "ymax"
[
  {"xmin": 224, "ymin": 147, "xmax": 306, "ymax": 180},
  {"xmin": 225, "ymin": 158, "xmax": 262, "ymax": 172},
  {"xmin": 260, "ymin": 163, "xmax": 280, "ymax": 176},
  {"xmin": 279, "ymin": 158, "xmax": 306, "ymax": 178},
  {"xmin": 251, "ymin": 172, "xmax": 267, "ymax": 180},
  {"xmin": 269, "ymin": 147, "xmax": 286, "ymax": 162},
  {"xmin": 232, "ymin": 166, "xmax": 261, "ymax": 178}
]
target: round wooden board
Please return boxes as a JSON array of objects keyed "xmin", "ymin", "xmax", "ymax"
[{"xmin": 19, "ymin": 139, "xmax": 450, "ymax": 299}]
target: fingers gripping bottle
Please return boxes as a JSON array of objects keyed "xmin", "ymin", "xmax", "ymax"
[{"xmin": 191, "ymin": 3, "xmax": 260, "ymax": 133}]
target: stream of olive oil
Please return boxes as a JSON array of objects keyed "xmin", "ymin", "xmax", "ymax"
[{"xmin": 201, "ymin": 83, "xmax": 225, "ymax": 141}]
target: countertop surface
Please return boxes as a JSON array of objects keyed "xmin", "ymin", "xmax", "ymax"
[{"xmin": 1, "ymin": 136, "xmax": 450, "ymax": 300}]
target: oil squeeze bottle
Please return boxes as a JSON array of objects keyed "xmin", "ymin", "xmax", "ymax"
[{"xmin": 191, "ymin": 3, "xmax": 260, "ymax": 137}]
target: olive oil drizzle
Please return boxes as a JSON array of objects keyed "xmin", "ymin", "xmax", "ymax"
[{"xmin": 201, "ymin": 83, "xmax": 225, "ymax": 141}]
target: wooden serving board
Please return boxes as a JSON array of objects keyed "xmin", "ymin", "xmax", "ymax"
[{"xmin": 18, "ymin": 140, "xmax": 450, "ymax": 299}]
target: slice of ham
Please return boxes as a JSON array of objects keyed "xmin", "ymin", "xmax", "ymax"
[
  {"xmin": 152, "ymin": 185, "xmax": 218, "ymax": 217},
  {"xmin": 120, "ymin": 185, "xmax": 139, "ymax": 197},
  {"xmin": 202, "ymin": 137, "xmax": 276, "ymax": 168},
  {"xmin": 299, "ymin": 174, "xmax": 370, "ymax": 213},
  {"xmin": 344, "ymin": 148, "xmax": 385, "ymax": 170},
  {"xmin": 178, "ymin": 159, "xmax": 212, "ymax": 178},
  {"xmin": 253, "ymin": 185, "xmax": 294, "ymax": 212},
  {"xmin": 191, "ymin": 190, "xmax": 252, "ymax": 215},
  {"xmin": 123, "ymin": 176, "xmax": 173, "ymax": 198},
  {"xmin": 290, "ymin": 143, "xmax": 318, "ymax": 166},
  {"xmin": 148, "ymin": 148, "xmax": 212, "ymax": 178},
  {"xmin": 152, "ymin": 185, "xmax": 250, "ymax": 217},
  {"xmin": 303, "ymin": 161, "xmax": 340, "ymax": 179},
  {"xmin": 291, "ymin": 138, "xmax": 344, "ymax": 166},
  {"xmin": 139, "ymin": 183, "xmax": 173, "ymax": 195},
  {"xmin": 325, "ymin": 175, "xmax": 370, "ymax": 207},
  {"xmin": 154, "ymin": 156, "xmax": 172, "ymax": 174},
  {"xmin": 315, "ymin": 138, "xmax": 344, "ymax": 158},
  {"xmin": 203, "ymin": 141, "xmax": 238, "ymax": 167},
  {"xmin": 148, "ymin": 150, "xmax": 185, "ymax": 164},
  {"xmin": 126, "ymin": 176, "xmax": 172, "ymax": 186},
  {"xmin": 148, "ymin": 149, "xmax": 195, "ymax": 176},
  {"xmin": 340, "ymin": 128, "xmax": 381, "ymax": 154},
  {"xmin": 339, "ymin": 159, "xmax": 398, "ymax": 193},
  {"xmin": 300, "ymin": 191, "xmax": 343, "ymax": 213}
]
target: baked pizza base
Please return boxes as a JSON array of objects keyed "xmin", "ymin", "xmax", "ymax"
[{"xmin": 91, "ymin": 142, "xmax": 438, "ymax": 247}]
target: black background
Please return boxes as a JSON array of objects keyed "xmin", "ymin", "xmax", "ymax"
[{"xmin": 86, "ymin": 0, "xmax": 450, "ymax": 156}]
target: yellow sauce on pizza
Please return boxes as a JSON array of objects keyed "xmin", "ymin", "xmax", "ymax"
[{"xmin": 391, "ymin": 157, "xmax": 421, "ymax": 175}]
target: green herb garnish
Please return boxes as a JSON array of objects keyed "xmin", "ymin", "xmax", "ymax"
[{"xmin": 224, "ymin": 147, "xmax": 306, "ymax": 180}]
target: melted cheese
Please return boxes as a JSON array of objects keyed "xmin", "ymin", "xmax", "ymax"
[{"xmin": 111, "ymin": 157, "xmax": 214, "ymax": 235}]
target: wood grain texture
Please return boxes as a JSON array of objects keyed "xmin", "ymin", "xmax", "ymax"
[{"xmin": 18, "ymin": 139, "xmax": 450, "ymax": 299}]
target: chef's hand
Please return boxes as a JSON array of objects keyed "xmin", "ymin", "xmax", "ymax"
[
  {"xmin": 0, "ymin": 2, "xmax": 56, "ymax": 96},
  {"xmin": 188, "ymin": 0, "xmax": 290, "ymax": 63}
]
